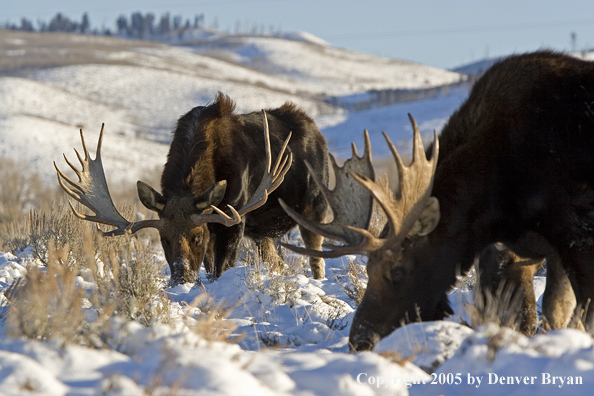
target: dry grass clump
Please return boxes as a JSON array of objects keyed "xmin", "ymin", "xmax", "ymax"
[
  {"xmin": 5, "ymin": 242, "xmax": 86, "ymax": 346},
  {"xmin": 465, "ymin": 280, "xmax": 523, "ymax": 331},
  {"xmin": 0, "ymin": 157, "xmax": 60, "ymax": 246},
  {"xmin": 185, "ymin": 292, "xmax": 242, "ymax": 343},
  {"xmin": 242, "ymin": 239, "xmax": 300, "ymax": 306},
  {"xmin": 0, "ymin": 157, "xmax": 57, "ymax": 224},
  {"xmin": 3, "ymin": 194, "xmax": 172, "ymax": 346},
  {"xmin": 340, "ymin": 256, "xmax": 368, "ymax": 306}
]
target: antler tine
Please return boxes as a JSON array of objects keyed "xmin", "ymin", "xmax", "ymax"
[
  {"xmin": 349, "ymin": 115, "xmax": 438, "ymax": 251},
  {"xmin": 62, "ymin": 153, "xmax": 83, "ymax": 181},
  {"xmin": 55, "ymin": 125, "xmax": 163, "ymax": 236},
  {"xmin": 192, "ymin": 110, "xmax": 292, "ymax": 227},
  {"xmin": 262, "ymin": 111, "xmax": 273, "ymax": 172},
  {"xmin": 272, "ymin": 131, "xmax": 292, "ymax": 176},
  {"xmin": 235, "ymin": 111, "xmax": 292, "ymax": 216},
  {"xmin": 355, "ymin": 115, "xmax": 439, "ymax": 250},
  {"xmin": 281, "ymin": 115, "xmax": 439, "ymax": 258},
  {"xmin": 54, "ymin": 161, "xmax": 83, "ymax": 200}
]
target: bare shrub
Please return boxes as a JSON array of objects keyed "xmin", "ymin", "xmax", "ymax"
[
  {"xmin": 339, "ymin": 257, "xmax": 367, "ymax": 306},
  {"xmin": 98, "ymin": 237, "xmax": 171, "ymax": 327},
  {"xmin": 5, "ymin": 197, "xmax": 172, "ymax": 345},
  {"xmin": 26, "ymin": 201, "xmax": 97, "ymax": 267}
]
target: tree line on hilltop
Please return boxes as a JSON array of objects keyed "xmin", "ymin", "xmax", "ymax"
[{"xmin": 2, "ymin": 12, "xmax": 207, "ymax": 40}]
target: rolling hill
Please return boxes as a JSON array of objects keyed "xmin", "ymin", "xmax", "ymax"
[{"xmin": 0, "ymin": 29, "xmax": 465, "ymax": 184}]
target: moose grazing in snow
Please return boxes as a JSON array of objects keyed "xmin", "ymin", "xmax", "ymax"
[
  {"xmin": 55, "ymin": 93, "xmax": 329, "ymax": 285},
  {"xmin": 281, "ymin": 51, "xmax": 594, "ymax": 351}
]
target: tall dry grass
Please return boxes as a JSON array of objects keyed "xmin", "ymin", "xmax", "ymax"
[{"xmin": 1, "ymin": 158, "xmax": 243, "ymax": 348}]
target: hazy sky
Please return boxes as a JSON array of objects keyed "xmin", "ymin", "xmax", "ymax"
[{"xmin": 1, "ymin": 0, "xmax": 593, "ymax": 69}]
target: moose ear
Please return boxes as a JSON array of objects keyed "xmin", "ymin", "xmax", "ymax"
[
  {"xmin": 407, "ymin": 197, "xmax": 440, "ymax": 238},
  {"xmin": 137, "ymin": 181, "xmax": 166, "ymax": 213},
  {"xmin": 195, "ymin": 180, "xmax": 227, "ymax": 211}
]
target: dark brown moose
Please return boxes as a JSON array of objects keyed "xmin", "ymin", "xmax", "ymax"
[
  {"xmin": 281, "ymin": 51, "xmax": 594, "ymax": 351},
  {"xmin": 56, "ymin": 93, "xmax": 329, "ymax": 284}
]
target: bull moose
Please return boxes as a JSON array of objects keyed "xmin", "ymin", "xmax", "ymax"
[
  {"xmin": 281, "ymin": 51, "xmax": 594, "ymax": 351},
  {"xmin": 55, "ymin": 93, "xmax": 329, "ymax": 285}
]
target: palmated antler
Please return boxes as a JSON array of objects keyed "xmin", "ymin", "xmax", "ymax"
[
  {"xmin": 279, "ymin": 130, "xmax": 375, "ymax": 258},
  {"xmin": 281, "ymin": 114, "xmax": 439, "ymax": 257},
  {"xmin": 191, "ymin": 110, "xmax": 292, "ymax": 226},
  {"xmin": 55, "ymin": 124, "xmax": 162, "ymax": 236},
  {"xmin": 56, "ymin": 111, "xmax": 292, "ymax": 235}
]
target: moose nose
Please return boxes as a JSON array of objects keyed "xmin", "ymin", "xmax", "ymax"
[
  {"xmin": 169, "ymin": 258, "xmax": 186, "ymax": 286},
  {"xmin": 350, "ymin": 339, "xmax": 376, "ymax": 352}
]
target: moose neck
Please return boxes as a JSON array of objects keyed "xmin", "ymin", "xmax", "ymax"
[{"xmin": 425, "ymin": 144, "xmax": 502, "ymax": 296}]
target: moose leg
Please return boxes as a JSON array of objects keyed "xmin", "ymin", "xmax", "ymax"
[
  {"xmin": 298, "ymin": 199, "xmax": 328, "ymax": 279},
  {"xmin": 299, "ymin": 226, "xmax": 325, "ymax": 279},
  {"xmin": 256, "ymin": 237, "xmax": 284, "ymax": 273},
  {"xmin": 498, "ymin": 233, "xmax": 551, "ymax": 335},
  {"xmin": 516, "ymin": 264, "xmax": 540, "ymax": 335},
  {"xmin": 211, "ymin": 222, "xmax": 245, "ymax": 278},
  {"xmin": 203, "ymin": 236, "xmax": 216, "ymax": 275},
  {"xmin": 565, "ymin": 259, "xmax": 594, "ymax": 331},
  {"xmin": 542, "ymin": 251, "xmax": 578, "ymax": 330}
]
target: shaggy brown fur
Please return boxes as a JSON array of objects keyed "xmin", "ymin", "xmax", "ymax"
[{"xmin": 141, "ymin": 93, "xmax": 329, "ymax": 283}]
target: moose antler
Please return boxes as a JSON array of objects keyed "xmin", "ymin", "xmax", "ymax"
[
  {"xmin": 279, "ymin": 129, "xmax": 375, "ymax": 257},
  {"xmin": 55, "ymin": 124, "xmax": 163, "ymax": 236},
  {"xmin": 280, "ymin": 114, "xmax": 438, "ymax": 257},
  {"xmin": 190, "ymin": 110, "xmax": 292, "ymax": 226},
  {"xmin": 56, "ymin": 111, "xmax": 292, "ymax": 235}
]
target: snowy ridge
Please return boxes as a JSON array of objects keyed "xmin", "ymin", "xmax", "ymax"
[
  {"xmin": 0, "ymin": 29, "xmax": 464, "ymax": 184},
  {"xmin": 188, "ymin": 35, "xmax": 463, "ymax": 96}
]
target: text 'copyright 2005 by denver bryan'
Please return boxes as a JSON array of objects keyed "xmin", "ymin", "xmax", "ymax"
[{"xmin": 356, "ymin": 372, "xmax": 583, "ymax": 389}]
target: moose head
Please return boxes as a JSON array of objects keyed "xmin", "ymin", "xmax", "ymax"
[{"xmin": 280, "ymin": 114, "xmax": 440, "ymax": 351}]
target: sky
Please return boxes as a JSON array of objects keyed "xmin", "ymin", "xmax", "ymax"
[{"xmin": 1, "ymin": 0, "xmax": 593, "ymax": 70}]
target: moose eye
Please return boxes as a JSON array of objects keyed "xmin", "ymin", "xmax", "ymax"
[
  {"xmin": 390, "ymin": 266, "xmax": 406, "ymax": 283},
  {"xmin": 193, "ymin": 234, "xmax": 203, "ymax": 245},
  {"xmin": 497, "ymin": 252, "xmax": 511, "ymax": 265}
]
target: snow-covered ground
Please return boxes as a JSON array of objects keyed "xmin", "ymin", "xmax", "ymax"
[
  {"xmin": 2, "ymin": 29, "xmax": 594, "ymax": 395},
  {"xmin": 2, "ymin": 243, "xmax": 593, "ymax": 395}
]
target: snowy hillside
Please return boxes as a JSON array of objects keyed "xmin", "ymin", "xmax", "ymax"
[
  {"xmin": 0, "ymin": 29, "xmax": 465, "ymax": 184},
  {"xmin": 188, "ymin": 34, "xmax": 463, "ymax": 96}
]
